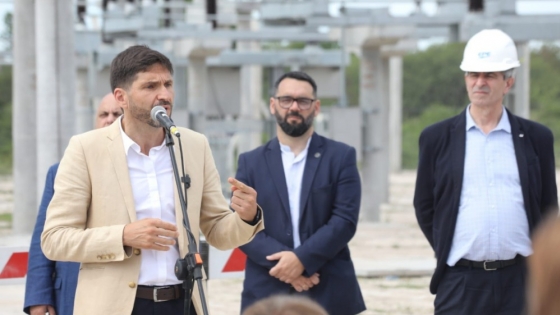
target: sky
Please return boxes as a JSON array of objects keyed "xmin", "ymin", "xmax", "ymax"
[{"xmin": 329, "ymin": 0, "xmax": 560, "ymax": 16}]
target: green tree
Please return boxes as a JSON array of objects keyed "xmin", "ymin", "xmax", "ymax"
[
  {"xmin": 0, "ymin": 12, "xmax": 12, "ymax": 51},
  {"xmin": 0, "ymin": 65, "xmax": 12, "ymax": 174},
  {"xmin": 529, "ymin": 45, "xmax": 560, "ymax": 164},
  {"xmin": 0, "ymin": 13, "xmax": 12, "ymax": 174},
  {"xmin": 402, "ymin": 103, "xmax": 461, "ymax": 168},
  {"xmin": 345, "ymin": 53, "xmax": 360, "ymax": 106},
  {"xmin": 402, "ymin": 42, "xmax": 468, "ymax": 119}
]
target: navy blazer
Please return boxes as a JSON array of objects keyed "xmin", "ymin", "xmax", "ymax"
[
  {"xmin": 414, "ymin": 108, "xmax": 558, "ymax": 294},
  {"xmin": 24, "ymin": 163, "xmax": 80, "ymax": 315},
  {"xmin": 236, "ymin": 133, "xmax": 366, "ymax": 315}
]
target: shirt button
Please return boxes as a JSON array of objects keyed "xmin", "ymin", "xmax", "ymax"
[
  {"xmin": 129, "ymin": 282, "xmax": 136, "ymax": 288},
  {"xmin": 134, "ymin": 249, "xmax": 141, "ymax": 255}
]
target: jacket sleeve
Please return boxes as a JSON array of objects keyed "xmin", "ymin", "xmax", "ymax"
[
  {"xmin": 537, "ymin": 127, "xmax": 558, "ymax": 216},
  {"xmin": 24, "ymin": 165, "xmax": 58, "ymax": 314},
  {"xmin": 293, "ymin": 147, "xmax": 361, "ymax": 276},
  {"xmin": 414, "ymin": 129, "xmax": 436, "ymax": 249},
  {"xmin": 235, "ymin": 153, "xmax": 291, "ymax": 269}
]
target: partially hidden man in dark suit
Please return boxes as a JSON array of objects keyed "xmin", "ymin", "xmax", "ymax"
[
  {"xmin": 236, "ymin": 71, "xmax": 366, "ymax": 315},
  {"xmin": 24, "ymin": 93, "xmax": 122, "ymax": 315},
  {"xmin": 414, "ymin": 29, "xmax": 558, "ymax": 315}
]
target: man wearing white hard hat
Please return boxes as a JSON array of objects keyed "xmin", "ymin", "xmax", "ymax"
[{"xmin": 414, "ymin": 29, "xmax": 558, "ymax": 314}]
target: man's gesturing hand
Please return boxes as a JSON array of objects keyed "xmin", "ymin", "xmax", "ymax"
[
  {"xmin": 228, "ymin": 177, "xmax": 258, "ymax": 222},
  {"xmin": 267, "ymin": 251, "xmax": 305, "ymax": 283},
  {"xmin": 123, "ymin": 218, "xmax": 179, "ymax": 251}
]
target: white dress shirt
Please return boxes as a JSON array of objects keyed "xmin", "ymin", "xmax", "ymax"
[
  {"xmin": 119, "ymin": 117, "xmax": 181, "ymax": 285},
  {"xmin": 280, "ymin": 137, "xmax": 311, "ymax": 248},
  {"xmin": 447, "ymin": 106, "xmax": 532, "ymax": 266}
]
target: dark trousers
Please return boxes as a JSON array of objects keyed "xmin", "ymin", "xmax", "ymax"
[
  {"xmin": 131, "ymin": 291, "xmax": 197, "ymax": 315},
  {"xmin": 435, "ymin": 260, "xmax": 527, "ymax": 315}
]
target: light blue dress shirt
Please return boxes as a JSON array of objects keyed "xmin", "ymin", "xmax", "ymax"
[
  {"xmin": 280, "ymin": 137, "xmax": 312, "ymax": 248},
  {"xmin": 447, "ymin": 106, "xmax": 532, "ymax": 266}
]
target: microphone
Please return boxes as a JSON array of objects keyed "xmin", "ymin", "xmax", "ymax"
[{"xmin": 150, "ymin": 105, "xmax": 180, "ymax": 137}]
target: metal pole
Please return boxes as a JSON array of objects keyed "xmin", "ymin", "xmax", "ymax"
[
  {"xmin": 35, "ymin": 0, "xmax": 59, "ymax": 202},
  {"xmin": 360, "ymin": 46, "xmax": 390, "ymax": 221},
  {"xmin": 339, "ymin": 5, "xmax": 347, "ymax": 108},
  {"xmin": 388, "ymin": 56, "xmax": 403, "ymax": 172},
  {"xmin": 35, "ymin": 0, "xmax": 76, "ymax": 202},
  {"xmin": 13, "ymin": 0, "xmax": 37, "ymax": 234}
]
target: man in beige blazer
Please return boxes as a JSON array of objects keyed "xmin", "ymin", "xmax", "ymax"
[{"xmin": 41, "ymin": 45, "xmax": 264, "ymax": 315}]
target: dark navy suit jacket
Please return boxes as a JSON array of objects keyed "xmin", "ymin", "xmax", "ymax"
[
  {"xmin": 24, "ymin": 163, "xmax": 80, "ymax": 315},
  {"xmin": 236, "ymin": 133, "xmax": 366, "ymax": 315},
  {"xmin": 414, "ymin": 108, "xmax": 558, "ymax": 294}
]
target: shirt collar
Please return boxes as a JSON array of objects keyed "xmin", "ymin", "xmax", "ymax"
[
  {"xmin": 279, "ymin": 136, "xmax": 312, "ymax": 159},
  {"xmin": 465, "ymin": 105, "xmax": 511, "ymax": 134},
  {"xmin": 119, "ymin": 116, "xmax": 166, "ymax": 156}
]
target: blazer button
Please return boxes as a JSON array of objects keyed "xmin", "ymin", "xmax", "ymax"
[
  {"xmin": 129, "ymin": 282, "xmax": 136, "ymax": 288},
  {"xmin": 134, "ymin": 249, "xmax": 141, "ymax": 255}
]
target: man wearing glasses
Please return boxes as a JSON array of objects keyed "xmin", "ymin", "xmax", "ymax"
[{"xmin": 235, "ymin": 71, "xmax": 366, "ymax": 315}]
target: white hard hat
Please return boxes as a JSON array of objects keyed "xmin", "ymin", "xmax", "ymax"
[{"xmin": 460, "ymin": 29, "xmax": 520, "ymax": 72}]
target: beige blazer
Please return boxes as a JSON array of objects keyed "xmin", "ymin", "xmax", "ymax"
[{"xmin": 41, "ymin": 121, "xmax": 263, "ymax": 315}]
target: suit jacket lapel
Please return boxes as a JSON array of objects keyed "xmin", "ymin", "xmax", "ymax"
[
  {"xmin": 265, "ymin": 138, "xmax": 291, "ymax": 216},
  {"xmin": 451, "ymin": 110, "xmax": 467, "ymax": 199},
  {"xmin": 508, "ymin": 110, "xmax": 530, "ymax": 217},
  {"xmin": 299, "ymin": 133, "xmax": 324, "ymax": 218},
  {"xmin": 106, "ymin": 122, "xmax": 137, "ymax": 223}
]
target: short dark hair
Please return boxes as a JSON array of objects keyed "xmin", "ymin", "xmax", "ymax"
[
  {"xmin": 110, "ymin": 45, "xmax": 174, "ymax": 91},
  {"xmin": 274, "ymin": 71, "xmax": 317, "ymax": 97}
]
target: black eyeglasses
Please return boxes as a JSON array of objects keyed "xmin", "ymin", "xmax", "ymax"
[{"xmin": 273, "ymin": 96, "xmax": 315, "ymax": 110}]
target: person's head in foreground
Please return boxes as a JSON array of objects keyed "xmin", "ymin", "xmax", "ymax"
[{"xmin": 242, "ymin": 295, "xmax": 329, "ymax": 315}]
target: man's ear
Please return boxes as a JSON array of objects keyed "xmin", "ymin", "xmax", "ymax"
[
  {"xmin": 314, "ymin": 99, "xmax": 321, "ymax": 116},
  {"xmin": 504, "ymin": 77, "xmax": 515, "ymax": 94},
  {"xmin": 269, "ymin": 97, "xmax": 276, "ymax": 115},
  {"xmin": 113, "ymin": 88, "xmax": 128, "ymax": 109}
]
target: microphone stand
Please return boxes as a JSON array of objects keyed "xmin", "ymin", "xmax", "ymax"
[{"xmin": 164, "ymin": 129, "xmax": 209, "ymax": 315}]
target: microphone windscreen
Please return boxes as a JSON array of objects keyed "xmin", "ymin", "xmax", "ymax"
[{"xmin": 150, "ymin": 105, "xmax": 167, "ymax": 122}]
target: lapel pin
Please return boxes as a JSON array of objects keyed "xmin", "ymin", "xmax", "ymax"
[
  {"xmin": 519, "ymin": 133, "xmax": 524, "ymax": 138},
  {"xmin": 314, "ymin": 152, "xmax": 321, "ymax": 158}
]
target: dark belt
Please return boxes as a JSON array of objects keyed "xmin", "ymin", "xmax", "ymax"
[
  {"xmin": 455, "ymin": 254, "xmax": 523, "ymax": 271},
  {"xmin": 136, "ymin": 284, "xmax": 182, "ymax": 302}
]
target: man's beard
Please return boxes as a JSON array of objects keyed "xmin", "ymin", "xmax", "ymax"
[
  {"xmin": 129, "ymin": 99, "xmax": 173, "ymax": 128},
  {"xmin": 274, "ymin": 110, "xmax": 314, "ymax": 137}
]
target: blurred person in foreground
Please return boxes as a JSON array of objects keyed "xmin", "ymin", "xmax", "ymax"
[
  {"xmin": 236, "ymin": 71, "xmax": 365, "ymax": 315},
  {"xmin": 528, "ymin": 214, "xmax": 560, "ymax": 315},
  {"xmin": 414, "ymin": 29, "xmax": 558, "ymax": 315},
  {"xmin": 24, "ymin": 93, "xmax": 122, "ymax": 315},
  {"xmin": 41, "ymin": 45, "xmax": 263, "ymax": 315},
  {"xmin": 242, "ymin": 295, "xmax": 328, "ymax": 315}
]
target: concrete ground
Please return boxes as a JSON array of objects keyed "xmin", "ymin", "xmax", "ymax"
[{"xmin": 0, "ymin": 171, "xmax": 437, "ymax": 315}]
